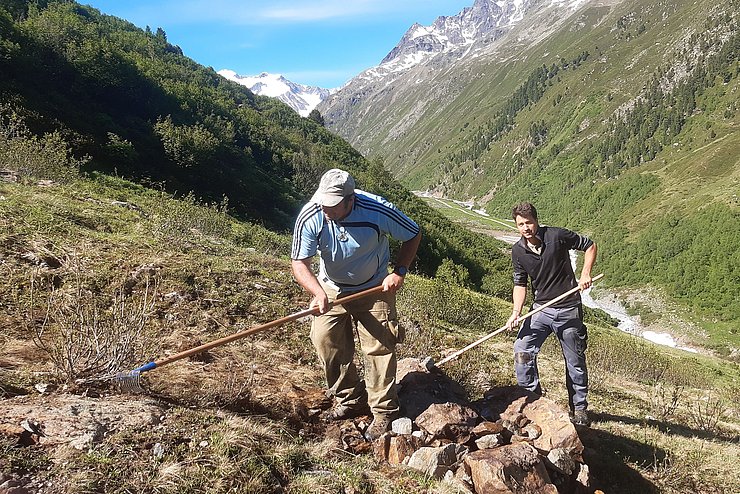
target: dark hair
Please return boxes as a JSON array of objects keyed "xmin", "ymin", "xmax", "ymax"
[{"xmin": 512, "ymin": 202, "xmax": 538, "ymax": 221}]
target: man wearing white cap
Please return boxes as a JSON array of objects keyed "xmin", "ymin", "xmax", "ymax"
[{"xmin": 291, "ymin": 168, "xmax": 421, "ymax": 441}]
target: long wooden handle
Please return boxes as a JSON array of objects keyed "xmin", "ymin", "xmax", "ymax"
[
  {"xmin": 436, "ymin": 273, "xmax": 604, "ymax": 367},
  {"xmin": 155, "ymin": 284, "xmax": 385, "ymax": 367}
]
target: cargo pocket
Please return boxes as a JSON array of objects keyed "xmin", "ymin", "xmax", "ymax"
[
  {"xmin": 367, "ymin": 297, "xmax": 403, "ymax": 348},
  {"xmin": 386, "ymin": 318, "xmax": 405, "ymax": 345},
  {"xmin": 575, "ymin": 325, "xmax": 587, "ymax": 357}
]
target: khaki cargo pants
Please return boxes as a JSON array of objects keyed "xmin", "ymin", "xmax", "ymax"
[{"xmin": 311, "ymin": 282, "xmax": 404, "ymax": 416}]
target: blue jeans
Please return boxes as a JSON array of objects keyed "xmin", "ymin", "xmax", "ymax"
[{"xmin": 513, "ymin": 304, "xmax": 588, "ymax": 411}]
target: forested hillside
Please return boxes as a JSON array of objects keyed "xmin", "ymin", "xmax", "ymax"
[
  {"xmin": 0, "ymin": 0, "xmax": 511, "ymax": 295},
  {"xmin": 321, "ymin": 0, "xmax": 739, "ymax": 356}
]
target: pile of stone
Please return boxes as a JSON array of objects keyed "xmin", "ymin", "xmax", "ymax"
[{"xmin": 372, "ymin": 358, "xmax": 598, "ymax": 494}]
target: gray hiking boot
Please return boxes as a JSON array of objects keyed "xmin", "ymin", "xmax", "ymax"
[
  {"xmin": 364, "ymin": 414, "xmax": 393, "ymax": 441},
  {"xmin": 571, "ymin": 409, "xmax": 590, "ymax": 427}
]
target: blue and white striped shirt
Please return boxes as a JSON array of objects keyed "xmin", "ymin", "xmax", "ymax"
[{"xmin": 292, "ymin": 190, "xmax": 420, "ymax": 292}]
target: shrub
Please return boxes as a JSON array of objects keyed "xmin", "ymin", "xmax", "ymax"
[
  {"xmin": 689, "ymin": 389, "xmax": 726, "ymax": 434},
  {"xmin": 234, "ymin": 222, "xmax": 292, "ymax": 256},
  {"xmin": 588, "ymin": 332, "xmax": 670, "ymax": 390},
  {"xmin": 399, "ymin": 275, "xmax": 509, "ymax": 331},
  {"xmin": 435, "ymin": 258, "xmax": 473, "ymax": 289},
  {"xmin": 647, "ymin": 382, "xmax": 684, "ymax": 421},
  {"xmin": 27, "ymin": 259, "xmax": 159, "ymax": 383},
  {"xmin": 0, "ymin": 108, "xmax": 86, "ymax": 183},
  {"xmin": 152, "ymin": 192, "xmax": 232, "ymax": 242}
]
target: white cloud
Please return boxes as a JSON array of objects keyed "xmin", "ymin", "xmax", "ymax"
[{"xmin": 261, "ymin": 0, "xmax": 380, "ymax": 22}]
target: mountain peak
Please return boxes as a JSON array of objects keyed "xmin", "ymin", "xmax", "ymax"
[
  {"xmin": 374, "ymin": 0, "xmax": 531, "ymax": 74},
  {"xmin": 218, "ymin": 70, "xmax": 331, "ymax": 117}
]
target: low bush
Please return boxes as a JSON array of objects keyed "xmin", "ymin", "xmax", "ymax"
[
  {"xmin": 151, "ymin": 192, "xmax": 232, "ymax": 242},
  {"xmin": 0, "ymin": 108, "xmax": 86, "ymax": 183},
  {"xmin": 26, "ymin": 260, "xmax": 159, "ymax": 383},
  {"xmin": 399, "ymin": 275, "xmax": 510, "ymax": 331}
]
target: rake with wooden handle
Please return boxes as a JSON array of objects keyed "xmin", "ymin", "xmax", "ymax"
[
  {"xmin": 422, "ymin": 273, "xmax": 604, "ymax": 371},
  {"xmin": 116, "ymin": 284, "xmax": 385, "ymax": 392}
]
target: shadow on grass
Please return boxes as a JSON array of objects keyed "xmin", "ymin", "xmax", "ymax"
[
  {"xmin": 593, "ymin": 411, "xmax": 738, "ymax": 444},
  {"xmin": 475, "ymin": 386, "xmax": 662, "ymax": 493},
  {"xmin": 576, "ymin": 423, "xmax": 660, "ymax": 493}
]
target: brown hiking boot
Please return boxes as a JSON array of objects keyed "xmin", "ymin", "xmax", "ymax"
[
  {"xmin": 323, "ymin": 404, "xmax": 369, "ymax": 422},
  {"xmin": 571, "ymin": 409, "xmax": 590, "ymax": 427},
  {"xmin": 364, "ymin": 414, "xmax": 393, "ymax": 441}
]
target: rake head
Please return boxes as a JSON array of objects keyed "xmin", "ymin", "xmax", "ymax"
[
  {"xmin": 115, "ymin": 370, "xmax": 145, "ymax": 393},
  {"xmin": 115, "ymin": 361, "xmax": 157, "ymax": 393}
]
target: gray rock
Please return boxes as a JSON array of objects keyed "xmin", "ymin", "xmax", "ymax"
[
  {"xmin": 408, "ymin": 443, "xmax": 458, "ymax": 479},
  {"xmin": 392, "ymin": 417, "xmax": 413, "ymax": 435},
  {"xmin": 475, "ymin": 433, "xmax": 504, "ymax": 450},
  {"xmin": 546, "ymin": 448, "xmax": 576, "ymax": 475}
]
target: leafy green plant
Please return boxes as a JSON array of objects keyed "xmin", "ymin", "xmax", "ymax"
[{"xmin": 435, "ymin": 258, "xmax": 473, "ymax": 289}]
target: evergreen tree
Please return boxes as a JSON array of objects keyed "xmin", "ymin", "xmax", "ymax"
[{"xmin": 307, "ymin": 108, "xmax": 324, "ymax": 126}]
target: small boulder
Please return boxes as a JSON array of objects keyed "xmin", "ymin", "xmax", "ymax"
[
  {"xmin": 465, "ymin": 442, "xmax": 558, "ymax": 494},
  {"xmin": 415, "ymin": 402, "xmax": 479, "ymax": 442},
  {"xmin": 408, "ymin": 443, "xmax": 459, "ymax": 479}
]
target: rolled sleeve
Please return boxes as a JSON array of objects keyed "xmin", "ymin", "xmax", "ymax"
[{"xmin": 561, "ymin": 228, "xmax": 593, "ymax": 252}]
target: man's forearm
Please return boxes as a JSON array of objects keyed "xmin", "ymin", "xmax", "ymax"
[
  {"xmin": 395, "ymin": 232, "xmax": 421, "ymax": 269},
  {"xmin": 291, "ymin": 259, "xmax": 323, "ymax": 298},
  {"xmin": 512, "ymin": 285, "xmax": 527, "ymax": 315},
  {"xmin": 506, "ymin": 284, "xmax": 528, "ymax": 329},
  {"xmin": 582, "ymin": 243, "xmax": 597, "ymax": 276}
]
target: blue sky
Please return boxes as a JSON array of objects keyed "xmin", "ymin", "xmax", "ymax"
[{"xmin": 82, "ymin": 0, "xmax": 473, "ymax": 89}]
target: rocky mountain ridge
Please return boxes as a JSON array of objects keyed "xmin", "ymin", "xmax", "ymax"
[
  {"xmin": 380, "ymin": 0, "xmax": 531, "ymax": 67},
  {"xmin": 318, "ymin": 0, "xmax": 598, "ymax": 155}
]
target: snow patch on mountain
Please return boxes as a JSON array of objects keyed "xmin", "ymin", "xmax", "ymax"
[
  {"xmin": 349, "ymin": 0, "xmax": 588, "ymax": 86},
  {"xmin": 218, "ymin": 70, "xmax": 331, "ymax": 117}
]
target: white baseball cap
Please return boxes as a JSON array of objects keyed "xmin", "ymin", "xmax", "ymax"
[{"xmin": 311, "ymin": 168, "xmax": 356, "ymax": 207}]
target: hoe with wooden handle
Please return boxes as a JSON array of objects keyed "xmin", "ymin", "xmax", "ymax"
[
  {"xmin": 116, "ymin": 285, "xmax": 385, "ymax": 392},
  {"xmin": 421, "ymin": 273, "xmax": 604, "ymax": 371}
]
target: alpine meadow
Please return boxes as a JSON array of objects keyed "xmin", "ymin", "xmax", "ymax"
[{"xmin": 1, "ymin": 1, "xmax": 739, "ymax": 494}]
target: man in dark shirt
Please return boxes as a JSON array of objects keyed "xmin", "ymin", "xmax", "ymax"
[{"xmin": 505, "ymin": 202, "xmax": 597, "ymax": 426}]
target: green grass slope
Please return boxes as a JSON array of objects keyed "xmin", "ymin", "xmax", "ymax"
[{"xmin": 1, "ymin": 173, "xmax": 738, "ymax": 493}]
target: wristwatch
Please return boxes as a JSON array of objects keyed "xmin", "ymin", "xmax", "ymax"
[{"xmin": 394, "ymin": 265, "xmax": 408, "ymax": 277}]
